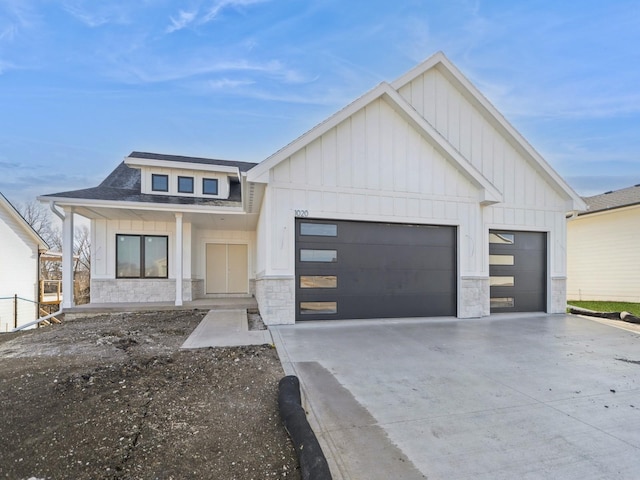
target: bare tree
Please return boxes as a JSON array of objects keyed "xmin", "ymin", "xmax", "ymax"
[
  {"xmin": 73, "ymin": 225, "xmax": 91, "ymax": 304},
  {"xmin": 17, "ymin": 200, "xmax": 58, "ymax": 247},
  {"xmin": 17, "ymin": 201, "xmax": 91, "ymax": 304}
]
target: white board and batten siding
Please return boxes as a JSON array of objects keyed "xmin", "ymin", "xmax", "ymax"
[
  {"xmin": 268, "ymin": 96, "xmax": 483, "ymax": 276},
  {"xmin": 398, "ymin": 67, "xmax": 571, "ymax": 279}
]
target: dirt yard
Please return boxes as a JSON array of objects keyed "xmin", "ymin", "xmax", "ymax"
[{"xmin": 0, "ymin": 310, "xmax": 300, "ymax": 480}]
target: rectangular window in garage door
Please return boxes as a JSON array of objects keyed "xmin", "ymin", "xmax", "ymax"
[{"xmin": 298, "ymin": 222, "xmax": 339, "ymax": 316}]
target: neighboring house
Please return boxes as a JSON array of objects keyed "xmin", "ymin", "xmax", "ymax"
[
  {"xmin": 0, "ymin": 192, "xmax": 49, "ymax": 331},
  {"xmin": 39, "ymin": 52, "xmax": 585, "ymax": 325},
  {"xmin": 567, "ymin": 184, "xmax": 640, "ymax": 302}
]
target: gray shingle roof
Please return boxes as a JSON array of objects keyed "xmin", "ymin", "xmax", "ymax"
[
  {"xmin": 128, "ymin": 151, "xmax": 257, "ymax": 172},
  {"xmin": 42, "ymin": 161, "xmax": 242, "ymax": 207},
  {"xmin": 582, "ymin": 184, "xmax": 640, "ymax": 215}
]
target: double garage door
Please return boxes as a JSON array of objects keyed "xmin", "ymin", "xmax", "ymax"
[
  {"xmin": 295, "ymin": 220, "xmax": 547, "ymax": 321},
  {"xmin": 295, "ymin": 219, "xmax": 457, "ymax": 321}
]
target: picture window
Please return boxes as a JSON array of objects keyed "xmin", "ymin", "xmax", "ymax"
[{"xmin": 116, "ymin": 234, "xmax": 168, "ymax": 279}]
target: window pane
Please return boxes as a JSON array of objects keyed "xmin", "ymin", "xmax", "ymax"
[
  {"xmin": 178, "ymin": 176, "xmax": 194, "ymax": 193},
  {"xmin": 203, "ymin": 178, "xmax": 219, "ymax": 195},
  {"xmin": 490, "ymin": 276, "xmax": 515, "ymax": 287},
  {"xmin": 300, "ymin": 223, "xmax": 337, "ymax": 236},
  {"xmin": 300, "ymin": 276, "xmax": 337, "ymax": 288},
  {"xmin": 491, "ymin": 297, "xmax": 514, "ymax": 308},
  {"xmin": 144, "ymin": 236, "xmax": 168, "ymax": 278},
  {"xmin": 300, "ymin": 249, "xmax": 337, "ymax": 262},
  {"xmin": 117, "ymin": 235, "xmax": 141, "ymax": 277},
  {"xmin": 489, "ymin": 233, "xmax": 514, "ymax": 244},
  {"xmin": 152, "ymin": 174, "xmax": 168, "ymax": 192},
  {"xmin": 300, "ymin": 302, "xmax": 337, "ymax": 314},
  {"xmin": 489, "ymin": 255, "xmax": 514, "ymax": 266}
]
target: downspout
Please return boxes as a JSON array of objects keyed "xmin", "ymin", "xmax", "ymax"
[{"xmin": 49, "ymin": 201, "xmax": 65, "ymax": 222}]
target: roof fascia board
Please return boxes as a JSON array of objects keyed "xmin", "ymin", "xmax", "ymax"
[
  {"xmin": 247, "ymin": 83, "xmax": 391, "ymax": 183},
  {"xmin": 577, "ymin": 202, "xmax": 640, "ymax": 218},
  {"xmin": 392, "ymin": 52, "xmax": 586, "ymax": 212},
  {"xmin": 37, "ymin": 196, "xmax": 246, "ymax": 215},
  {"xmin": 125, "ymin": 156, "xmax": 240, "ymax": 175},
  {"xmin": 0, "ymin": 192, "xmax": 49, "ymax": 249}
]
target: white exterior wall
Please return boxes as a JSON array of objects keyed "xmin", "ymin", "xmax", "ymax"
[
  {"xmin": 567, "ymin": 206, "xmax": 640, "ymax": 302},
  {"xmin": 257, "ymin": 68, "xmax": 572, "ymax": 323},
  {"xmin": 398, "ymin": 68, "xmax": 571, "ymax": 313},
  {"xmin": 90, "ymin": 217, "xmax": 255, "ymax": 303},
  {"xmin": 259, "ymin": 97, "xmax": 483, "ymax": 325},
  {"xmin": 0, "ymin": 207, "xmax": 39, "ymax": 331}
]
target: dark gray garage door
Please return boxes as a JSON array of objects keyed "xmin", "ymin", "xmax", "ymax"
[
  {"xmin": 295, "ymin": 219, "xmax": 457, "ymax": 321},
  {"xmin": 489, "ymin": 230, "xmax": 546, "ymax": 313}
]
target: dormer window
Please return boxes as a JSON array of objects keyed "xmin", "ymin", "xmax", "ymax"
[
  {"xmin": 178, "ymin": 176, "xmax": 194, "ymax": 194},
  {"xmin": 151, "ymin": 174, "xmax": 169, "ymax": 192},
  {"xmin": 203, "ymin": 178, "xmax": 219, "ymax": 195}
]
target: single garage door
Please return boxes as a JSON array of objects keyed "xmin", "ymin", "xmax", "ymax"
[
  {"xmin": 295, "ymin": 219, "xmax": 457, "ymax": 321},
  {"xmin": 489, "ymin": 230, "xmax": 546, "ymax": 312}
]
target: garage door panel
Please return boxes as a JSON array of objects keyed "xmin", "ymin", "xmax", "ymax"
[
  {"xmin": 296, "ymin": 219, "xmax": 457, "ymax": 321},
  {"xmin": 336, "ymin": 244, "xmax": 455, "ymax": 270},
  {"xmin": 489, "ymin": 230, "xmax": 546, "ymax": 313},
  {"xmin": 334, "ymin": 269, "xmax": 456, "ymax": 295}
]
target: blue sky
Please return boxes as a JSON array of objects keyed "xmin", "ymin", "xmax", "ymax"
[{"xmin": 1, "ymin": 0, "xmax": 639, "ymax": 205}]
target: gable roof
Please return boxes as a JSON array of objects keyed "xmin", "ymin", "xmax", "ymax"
[
  {"xmin": 580, "ymin": 184, "xmax": 640, "ymax": 215},
  {"xmin": 0, "ymin": 192, "xmax": 49, "ymax": 250},
  {"xmin": 247, "ymin": 79, "xmax": 503, "ymax": 205},
  {"xmin": 248, "ymin": 51, "xmax": 585, "ymax": 211},
  {"xmin": 391, "ymin": 52, "xmax": 585, "ymax": 211}
]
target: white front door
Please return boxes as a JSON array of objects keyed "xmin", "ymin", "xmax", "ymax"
[{"xmin": 205, "ymin": 244, "xmax": 248, "ymax": 294}]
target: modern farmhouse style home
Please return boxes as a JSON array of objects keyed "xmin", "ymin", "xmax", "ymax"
[{"xmin": 40, "ymin": 52, "xmax": 585, "ymax": 325}]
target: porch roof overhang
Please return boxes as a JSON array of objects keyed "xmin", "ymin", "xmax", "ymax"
[{"xmin": 37, "ymin": 196, "xmax": 259, "ymax": 231}]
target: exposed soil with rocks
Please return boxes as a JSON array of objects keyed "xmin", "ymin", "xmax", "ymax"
[{"xmin": 0, "ymin": 310, "xmax": 300, "ymax": 480}]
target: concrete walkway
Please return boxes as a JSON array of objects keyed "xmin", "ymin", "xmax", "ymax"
[
  {"xmin": 181, "ymin": 309, "xmax": 272, "ymax": 348},
  {"xmin": 271, "ymin": 314, "xmax": 640, "ymax": 480}
]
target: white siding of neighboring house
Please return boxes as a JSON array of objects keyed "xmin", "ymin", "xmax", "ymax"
[
  {"xmin": 0, "ymin": 205, "xmax": 39, "ymax": 331},
  {"xmin": 567, "ymin": 205, "xmax": 640, "ymax": 302},
  {"xmin": 90, "ymin": 218, "xmax": 256, "ymax": 303}
]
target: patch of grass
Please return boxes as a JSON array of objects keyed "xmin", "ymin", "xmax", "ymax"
[{"xmin": 568, "ymin": 300, "xmax": 640, "ymax": 316}]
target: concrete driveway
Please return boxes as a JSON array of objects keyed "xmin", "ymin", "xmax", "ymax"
[{"xmin": 271, "ymin": 314, "xmax": 640, "ymax": 480}]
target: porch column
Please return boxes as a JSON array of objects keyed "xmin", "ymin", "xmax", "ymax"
[
  {"xmin": 61, "ymin": 208, "xmax": 74, "ymax": 309},
  {"xmin": 175, "ymin": 213, "xmax": 183, "ymax": 306}
]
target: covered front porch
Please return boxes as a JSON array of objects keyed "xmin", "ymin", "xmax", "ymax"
[{"xmin": 48, "ymin": 189, "xmax": 263, "ymax": 311}]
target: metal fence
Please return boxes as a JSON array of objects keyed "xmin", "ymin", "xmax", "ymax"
[{"xmin": 0, "ymin": 295, "xmax": 54, "ymax": 332}]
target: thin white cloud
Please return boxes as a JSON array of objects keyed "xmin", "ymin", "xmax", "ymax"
[
  {"xmin": 166, "ymin": 9, "xmax": 198, "ymax": 33},
  {"xmin": 201, "ymin": 0, "xmax": 269, "ymax": 23},
  {"xmin": 62, "ymin": 2, "xmax": 132, "ymax": 27},
  {"xmin": 166, "ymin": 0, "xmax": 270, "ymax": 32},
  {"xmin": 208, "ymin": 77, "xmax": 255, "ymax": 89}
]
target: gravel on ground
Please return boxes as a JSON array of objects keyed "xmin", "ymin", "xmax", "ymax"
[{"xmin": 0, "ymin": 310, "xmax": 300, "ymax": 480}]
